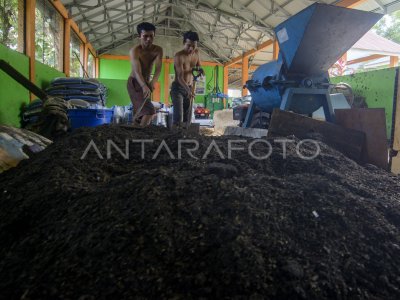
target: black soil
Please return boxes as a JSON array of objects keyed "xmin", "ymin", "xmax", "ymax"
[{"xmin": 1, "ymin": 125, "xmax": 400, "ymax": 300}]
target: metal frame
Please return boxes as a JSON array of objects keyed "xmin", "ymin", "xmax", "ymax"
[{"xmin": 60, "ymin": 0, "xmax": 399, "ymax": 85}]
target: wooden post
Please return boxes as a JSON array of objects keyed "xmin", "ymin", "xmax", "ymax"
[
  {"xmin": 390, "ymin": 56, "xmax": 399, "ymax": 68},
  {"xmin": 273, "ymin": 40, "xmax": 279, "ymax": 60},
  {"xmin": 64, "ymin": 19, "xmax": 71, "ymax": 77},
  {"xmin": 95, "ymin": 57, "xmax": 100, "ymax": 78},
  {"xmin": 242, "ymin": 55, "xmax": 249, "ymax": 97},
  {"xmin": 223, "ymin": 66, "xmax": 229, "ymax": 108},
  {"xmin": 164, "ymin": 63, "xmax": 170, "ymax": 105},
  {"xmin": 26, "ymin": 0, "xmax": 36, "ymax": 100}
]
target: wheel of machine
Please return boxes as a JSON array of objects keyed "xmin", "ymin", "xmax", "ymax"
[
  {"xmin": 330, "ymin": 82, "xmax": 354, "ymax": 107},
  {"xmin": 250, "ymin": 112, "xmax": 270, "ymax": 129}
]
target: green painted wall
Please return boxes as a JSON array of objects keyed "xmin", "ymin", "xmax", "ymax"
[
  {"xmin": 0, "ymin": 44, "xmax": 30, "ymax": 127},
  {"xmin": 35, "ymin": 61, "xmax": 65, "ymax": 90},
  {"xmin": 99, "ymin": 58, "xmax": 224, "ymax": 106},
  {"xmin": 98, "ymin": 78, "xmax": 130, "ymax": 107},
  {"xmin": 331, "ymin": 68, "xmax": 397, "ymax": 137},
  {"xmin": 99, "ymin": 59, "xmax": 131, "ymax": 80},
  {"xmin": 0, "ymin": 44, "xmax": 66, "ymax": 127}
]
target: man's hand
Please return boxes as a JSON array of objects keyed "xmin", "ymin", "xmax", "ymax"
[
  {"xmin": 142, "ymin": 84, "xmax": 151, "ymax": 99},
  {"xmin": 186, "ymin": 86, "xmax": 194, "ymax": 99}
]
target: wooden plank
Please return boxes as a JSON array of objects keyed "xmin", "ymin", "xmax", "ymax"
[
  {"xmin": 26, "ymin": 0, "xmax": 36, "ymax": 100},
  {"xmin": 242, "ymin": 55, "xmax": 249, "ymax": 97},
  {"xmin": 223, "ymin": 66, "xmax": 228, "ymax": 97},
  {"xmin": 335, "ymin": 108, "xmax": 388, "ymax": 169},
  {"xmin": 267, "ymin": 109, "xmax": 366, "ymax": 163},
  {"xmin": 273, "ymin": 40, "xmax": 279, "ymax": 60},
  {"xmin": 164, "ymin": 63, "xmax": 170, "ymax": 106},
  {"xmin": 229, "ymin": 64, "xmax": 259, "ymax": 70},
  {"xmin": 152, "ymin": 82, "xmax": 161, "ymax": 102},
  {"xmin": 223, "ymin": 0, "xmax": 365, "ymax": 68},
  {"xmin": 347, "ymin": 54, "xmax": 386, "ymax": 66},
  {"xmin": 224, "ymin": 40, "xmax": 274, "ymax": 67},
  {"xmin": 100, "ymin": 54, "xmax": 130, "ymax": 60},
  {"xmin": 50, "ymin": 0, "xmax": 68, "ymax": 19},
  {"xmin": 390, "ymin": 56, "xmax": 399, "ymax": 68},
  {"xmin": 336, "ymin": 0, "xmax": 368, "ymax": 8},
  {"xmin": 95, "ymin": 57, "xmax": 99, "ymax": 78}
]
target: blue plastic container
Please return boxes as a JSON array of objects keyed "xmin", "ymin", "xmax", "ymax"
[{"xmin": 67, "ymin": 108, "xmax": 113, "ymax": 129}]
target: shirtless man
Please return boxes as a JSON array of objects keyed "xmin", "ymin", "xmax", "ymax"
[
  {"xmin": 170, "ymin": 31, "xmax": 204, "ymax": 127},
  {"xmin": 127, "ymin": 22, "xmax": 163, "ymax": 127}
]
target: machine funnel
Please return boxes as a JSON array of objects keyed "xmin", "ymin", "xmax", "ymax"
[{"xmin": 274, "ymin": 3, "xmax": 382, "ymax": 76}]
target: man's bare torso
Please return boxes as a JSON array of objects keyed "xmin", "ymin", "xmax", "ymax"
[
  {"xmin": 130, "ymin": 44, "xmax": 162, "ymax": 82},
  {"xmin": 174, "ymin": 49, "xmax": 199, "ymax": 86}
]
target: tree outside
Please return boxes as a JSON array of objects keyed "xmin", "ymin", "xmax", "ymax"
[
  {"xmin": 0, "ymin": 0, "xmax": 19, "ymax": 50},
  {"xmin": 374, "ymin": 10, "xmax": 400, "ymax": 44}
]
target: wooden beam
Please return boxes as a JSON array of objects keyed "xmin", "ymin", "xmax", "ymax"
[
  {"xmin": 273, "ymin": 40, "xmax": 280, "ymax": 60},
  {"xmin": 51, "ymin": 0, "xmax": 97, "ymax": 57},
  {"xmin": 100, "ymin": 54, "xmax": 130, "ymax": 60},
  {"xmin": 99, "ymin": 55, "xmax": 223, "ymax": 67},
  {"xmin": 347, "ymin": 54, "xmax": 386, "ymax": 65},
  {"xmin": 224, "ymin": 0, "xmax": 366, "ymax": 68},
  {"xmin": 223, "ymin": 66, "xmax": 228, "ymax": 98},
  {"xmin": 335, "ymin": 0, "xmax": 368, "ymax": 8},
  {"xmin": 164, "ymin": 62, "xmax": 170, "ymax": 105},
  {"xmin": 200, "ymin": 61, "xmax": 222, "ymax": 67},
  {"xmin": 26, "ymin": 0, "xmax": 36, "ymax": 100},
  {"xmin": 390, "ymin": 56, "xmax": 399, "ymax": 68},
  {"xmin": 71, "ymin": 22, "xmax": 87, "ymax": 44},
  {"xmin": 242, "ymin": 55, "xmax": 249, "ymax": 97},
  {"xmin": 64, "ymin": 19, "xmax": 71, "ymax": 77},
  {"xmin": 230, "ymin": 64, "xmax": 259, "ymax": 71},
  {"xmin": 95, "ymin": 57, "xmax": 99, "ymax": 78},
  {"xmin": 224, "ymin": 40, "xmax": 274, "ymax": 67},
  {"xmin": 50, "ymin": 0, "xmax": 68, "ymax": 18}
]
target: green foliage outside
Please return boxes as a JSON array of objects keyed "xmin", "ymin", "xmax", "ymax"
[
  {"xmin": 70, "ymin": 30, "xmax": 82, "ymax": 77},
  {"xmin": 35, "ymin": 0, "xmax": 63, "ymax": 71},
  {"xmin": 374, "ymin": 10, "xmax": 400, "ymax": 44},
  {"xmin": 0, "ymin": 0, "xmax": 19, "ymax": 50}
]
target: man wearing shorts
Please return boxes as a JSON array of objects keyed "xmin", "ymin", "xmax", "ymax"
[
  {"xmin": 170, "ymin": 31, "xmax": 204, "ymax": 128},
  {"xmin": 127, "ymin": 22, "xmax": 163, "ymax": 127}
]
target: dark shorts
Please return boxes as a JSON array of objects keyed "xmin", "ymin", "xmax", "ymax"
[
  {"xmin": 170, "ymin": 81, "xmax": 191, "ymax": 124},
  {"xmin": 127, "ymin": 77, "xmax": 156, "ymax": 119}
]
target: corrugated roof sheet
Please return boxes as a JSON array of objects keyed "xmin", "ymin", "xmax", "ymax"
[{"xmin": 353, "ymin": 31, "xmax": 400, "ymax": 54}]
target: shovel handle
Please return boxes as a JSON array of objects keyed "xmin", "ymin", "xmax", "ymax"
[{"xmin": 0, "ymin": 59, "xmax": 48, "ymax": 100}]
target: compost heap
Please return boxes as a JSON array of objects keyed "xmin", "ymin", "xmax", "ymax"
[{"xmin": 1, "ymin": 125, "xmax": 400, "ymax": 300}]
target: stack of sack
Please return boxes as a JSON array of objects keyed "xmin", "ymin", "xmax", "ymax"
[
  {"xmin": 21, "ymin": 99, "xmax": 43, "ymax": 127},
  {"xmin": 45, "ymin": 77, "xmax": 107, "ymax": 106}
]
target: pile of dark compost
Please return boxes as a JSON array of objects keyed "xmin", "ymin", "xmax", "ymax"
[{"xmin": 1, "ymin": 125, "xmax": 400, "ymax": 299}]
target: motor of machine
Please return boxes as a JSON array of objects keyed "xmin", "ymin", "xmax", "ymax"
[{"xmin": 235, "ymin": 3, "xmax": 382, "ymax": 128}]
